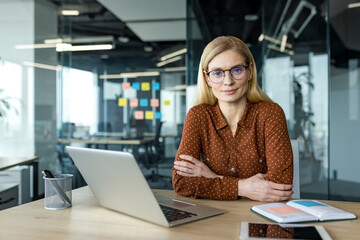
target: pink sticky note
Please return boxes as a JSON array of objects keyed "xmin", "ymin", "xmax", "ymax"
[
  {"xmin": 130, "ymin": 98, "xmax": 139, "ymax": 107},
  {"xmin": 268, "ymin": 206, "xmax": 303, "ymax": 215},
  {"xmin": 150, "ymin": 98, "xmax": 159, "ymax": 107},
  {"xmin": 122, "ymin": 82, "xmax": 131, "ymax": 90},
  {"xmin": 135, "ymin": 111, "xmax": 144, "ymax": 120}
]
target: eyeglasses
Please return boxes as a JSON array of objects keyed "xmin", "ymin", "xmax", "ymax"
[{"xmin": 205, "ymin": 65, "xmax": 249, "ymax": 84}]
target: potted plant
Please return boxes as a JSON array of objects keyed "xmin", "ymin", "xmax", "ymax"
[{"xmin": 0, "ymin": 89, "xmax": 16, "ymax": 118}]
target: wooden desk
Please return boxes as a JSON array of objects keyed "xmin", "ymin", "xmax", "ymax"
[
  {"xmin": 0, "ymin": 186, "xmax": 358, "ymax": 240},
  {"xmin": 0, "ymin": 157, "xmax": 39, "ymax": 200}
]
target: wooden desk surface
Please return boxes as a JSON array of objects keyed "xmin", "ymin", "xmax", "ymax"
[
  {"xmin": 0, "ymin": 156, "xmax": 39, "ymax": 171},
  {"xmin": 57, "ymin": 137, "xmax": 154, "ymax": 145},
  {"xmin": 0, "ymin": 187, "xmax": 359, "ymax": 240}
]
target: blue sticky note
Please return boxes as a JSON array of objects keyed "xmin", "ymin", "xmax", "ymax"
[
  {"xmin": 139, "ymin": 98, "xmax": 148, "ymax": 107},
  {"xmin": 132, "ymin": 82, "xmax": 140, "ymax": 91},
  {"xmin": 293, "ymin": 200, "xmax": 326, "ymax": 207},
  {"xmin": 152, "ymin": 82, "xmax": 160, "ymax": 91},
  {"xmin": 155, "ymin": 111, "xmax": 162, "ymax": 119}
]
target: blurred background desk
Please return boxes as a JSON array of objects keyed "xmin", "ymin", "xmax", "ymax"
[{"xmin": 0, "ymin": 156, "xmax": 39, "ymax": 201}]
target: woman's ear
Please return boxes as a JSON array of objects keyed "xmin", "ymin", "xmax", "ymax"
[
  {"xmin": 248, "ymin": 62, "xmax": 253, "ymax": 81},
  {"xmin": 204, "ymin": 71, "xmax": 212, "ymax": 88}
]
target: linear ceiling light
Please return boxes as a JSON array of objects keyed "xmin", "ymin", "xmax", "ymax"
[
  {"xmin": 156, "ymin": 56, "xmax": 182, "ymax": 67},
  {"xmin": 280, "ymin": 34, "xmax": 288, "ymax": 52},
  {"xmin": 348, "ymin": 2, "xmax": 360, "ymax": 8},
  {"xmin": 160, "ymin": 48, "xmax": 187, "ymax": 61},
  {"xmin": 267, "ymin": 44, "xmax": 294, "ymax": 55},
  {"xmin": 99, "ymin": 71, "xmax": 160, "ymax": 79},
  {"xmin": 61, "ymin": 10, "xmax": 80, "ymax": 16},
  {"xmin": 163, "ymin": 66, "xmax": 186, "ymax": 72},
  {"xmin": 15, "ymin": 43, "xmax": 57, "ymax": 49},
  {"xmin": 23, "ymin": 61, "xmax": 60, "ymax": 71},
  {"xmin": 56, "ymin": 43, "xmax": 113, "ymax": 52}
]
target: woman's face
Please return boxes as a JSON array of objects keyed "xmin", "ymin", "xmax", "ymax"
[{"xmin": 205, "ymin": 50, "xmax": 252, "ymax": 106}]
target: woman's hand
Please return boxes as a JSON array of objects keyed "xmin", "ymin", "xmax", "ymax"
[
  {"xmin": 238, "ymin": 173, "xmax": 293, "ymax": 202},
  {"xmin": 174, "ymin": 154, "xmax": 223, "ymax": 179}
]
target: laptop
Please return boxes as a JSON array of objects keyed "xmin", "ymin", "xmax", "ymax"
[{"xmin": 66, "ymin": 146, "xmax": 225, "ymax": 227}]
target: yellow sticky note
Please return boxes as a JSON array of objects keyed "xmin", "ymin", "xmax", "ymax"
[
  {"xmin": 164, "ymin": 100, "xmax": 170, "ymax": 106},
  {"xmin": 145, "ymin": 111, "xmax": 153, "ymax": 120},
  {"xmin": 118, "ymin": 98, "xmax": 127, "ymax": 107},
  {"xmin": 141, "ymin": 82, "xmax": 150, "ymax": 91}
]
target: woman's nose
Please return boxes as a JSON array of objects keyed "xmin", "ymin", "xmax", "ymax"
[{"xmin": 223, "ymin": 71, "xmax": 234, "ymax": 85}]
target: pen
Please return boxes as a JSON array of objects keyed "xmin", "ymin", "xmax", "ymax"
[{"xmin": 42, "ymin": 169, "xmax": 71, "ymax": 205}]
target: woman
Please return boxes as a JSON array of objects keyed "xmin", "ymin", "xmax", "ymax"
[{"xmin": 172, "ymin": 36, "xmax": 293, "ymax": 201}]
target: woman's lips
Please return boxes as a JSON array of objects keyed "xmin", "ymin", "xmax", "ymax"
[{"xmin": 222, "ymin": 89, "xmax": 238, "ymax": 94}]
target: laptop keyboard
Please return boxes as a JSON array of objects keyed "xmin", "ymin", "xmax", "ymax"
[{"xmin": 160, "ymin": 205, "xmax": 197, "ymax": 222}]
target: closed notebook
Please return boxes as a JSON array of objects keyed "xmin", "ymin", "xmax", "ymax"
[{"xmin": 251, "ymin": 200, "xmax": 357, "ymax": 223}]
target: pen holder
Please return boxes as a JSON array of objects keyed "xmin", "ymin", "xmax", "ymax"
[{"xmin": 43, "ymin": 174, "xmax": 73, "ymax": 210}]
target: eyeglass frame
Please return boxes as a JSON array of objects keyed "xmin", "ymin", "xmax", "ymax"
[{"xmin": 204, "ymin": 65, "xmax": 249, "ymax": 84}]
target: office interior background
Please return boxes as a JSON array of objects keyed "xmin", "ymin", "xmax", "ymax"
[{"xmin": 0, "ymin": 0, "xmax": 359, "ymax": 204}]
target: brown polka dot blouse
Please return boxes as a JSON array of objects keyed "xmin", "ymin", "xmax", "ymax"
[{"xmin": 172, "ymin": 101, "xmax": 293, "ymax": 200}]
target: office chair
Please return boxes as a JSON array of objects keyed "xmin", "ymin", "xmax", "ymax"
[
  {"xmin": 291, "ymin": 139, "xmax": 300, "ymax": 198},
  {"xmin": 146, "ymin": 122, "xmax": 172, "ymax": 184}
]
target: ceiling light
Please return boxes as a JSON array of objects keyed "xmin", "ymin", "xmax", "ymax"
[
  {"xmin": 61, "ymin": 10, "xmax": 80, "ymax": 16},
  {"xmin": 99, "ymin": 71, "xmax": 160, "ymax": 79},
  {"xmin": 244, "ymin": 14, "xmax": 259, "ymax": 21},
  {"xmin": 144, "ymin": 46, "xmax": 153, "ymax": 52},
  {"xmin": 348, "ymin": 2, "xmax": 360, "ymax": 8},
  {"xmin": 258, "ymin": 34, "xmax": 293, "ymax": 48},
  {"xmin": 160, "ymin": 48, "xmax": 187, "ymax": 61},
  {"xmin": 23, "ymin": 61, "xmax": 60, "ymax": 71},
  {"xmin": 15, "ymin": 43, "xmax": 57, "ymax": 49},
  {"xmin": 280, "ymin": 35, "xmax": 288, "ymax": 52},
  {"xmin": 44, "ymin": 38, "xmax": 63, "ymax": 44},
  {"xmin": 267, "ymin": 44, "xmax": 294, "ymax": 55},
  {"xmin": 56, "ymin": 43, "xmax": 113, "ymax": 52},
  {"xmin": 156, "ymin": 56, "xmax": 182, "ymax": 67},
  {"xmin": 163, "ymin": 66, "xmax": 186, "ymax": 72},
  {"xmin": 118, "ymin": 36, "xmax": 130, "ymax": 43},
  {"xmin": 258, "ymin": 34, "xmax": 265, "ymax": 42}
]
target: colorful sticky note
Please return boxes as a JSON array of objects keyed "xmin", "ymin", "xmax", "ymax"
[
  {"xmin": 145, "ymin": 111, "xmax": 153, "ymax": 120},
  {"xmin": 152, "ymin": 82, "xmax": 160, "ymax": 91},
  {"xmin": 132, "ymin": 82, "xmax": 140, "ymax": 91},
  {"xmin": 134, "ymin": 111, "xmax": 144, "ymax": 120},
  {"xmin": 130, "ymin": 98, "xmax": 139, "ymax": 107},
  {"xmin": 150, "ymin": 98, "xmax": 159, "ymax": 107},
  {"xmin": 122, "ymin": 82, "xmax": 131, "ymax": 90},
  {"xmin": 164, "ymin": 100, "xmax": 171, "ymax": 106},
  {"xmin": 292, "ymin": 200, "xmax": 327, "ymax": 207},
  {"xmin": 141, "ymin": 82, "xmax": 150, "ymax": 91},
  {"xmin": 118, "ymin": 98, "xmax": 127, "ymax": 107},
  {"xmin": 268, "ymin": 206, "xmax": 303, "ymax": 215},
  {"xmin": 139, "ymin": 98, "xmax": 148, "ymax": 107},
  {"xmin": 155, "ymin": 111, "xmax": 162, "ymax": 119}
]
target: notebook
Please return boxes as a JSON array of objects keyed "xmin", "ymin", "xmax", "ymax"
[{"xmin": 66, "ymin": 146, "xmax": 225, "ymax": 227}]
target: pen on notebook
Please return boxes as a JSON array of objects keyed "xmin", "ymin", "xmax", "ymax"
[{"xmin": 42, "ymin": 169, "xmax": 71, "ymax": 205}]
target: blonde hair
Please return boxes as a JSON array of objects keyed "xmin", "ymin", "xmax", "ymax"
[{"xmin": 194, "ymin": 36, "xmax": 272, "ymax": 105}]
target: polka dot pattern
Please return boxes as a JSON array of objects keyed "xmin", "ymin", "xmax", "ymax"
[{"xmin": 172, "ymin": 101, "xmax": 293, "ymax": 200}]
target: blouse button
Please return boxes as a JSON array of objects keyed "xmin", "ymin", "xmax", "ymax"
[
  {"xmin": 231, "ymin": 167, "xmax": 235, "ymax": 172},
  {"xmin": 259, "ymin": 159, "xmax": 263, "ymax": 163}
]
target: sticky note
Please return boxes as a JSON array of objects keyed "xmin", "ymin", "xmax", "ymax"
[
  {"xmin": 122, "ymin": 82, "xmax": 131, "ymax": 90},
  {"xmin": 150, "ymin": 98, "xmax": 159, "ymax": 107},
  {"xmin": 292, "ymin": 200, "xmax": 327, "ymax": 207},
  {"xmin": 132, "ymin": 82, "xmax": 140, "ymax": 91},
  {"xmin": 118, "ymin": 98, "xmax": 127, "ymax": 107},
  {"xmin": 164, "ymin": 100, "xmax": 170, "ymax": 106},
  {"xmin": 145, "ymin": 111, "xmax": 153, "ymax": 120},
  {"xmin": 141, "ymin": 82, "xmax": 150, "ymax": 91},
  {"xmin": 134, "ymin": 111, "xmax": 144, "ymax": 120},
  {"xmin": 130, "ymin": 98, "xmax": 138, "ymax": 107},
  {"xmin": 152, "ymin": 82, "xmax": 160, "ymax": 91},
  {"xmin": 155, "ymin": 111, "xmax": 162, "ymax": 119},
  {"xmin": 268, "ymin": 206, "xmax": 303, "ymax": 215},
  {"xmin": 139, "ymin": 98, "xmax": 148, "ymax": 107}
]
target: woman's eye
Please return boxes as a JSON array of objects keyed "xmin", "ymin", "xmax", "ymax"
[
  {"xmin": 233, "ymin": 67, "xmax": 242, "ymax": 73},
  {"xmin": 212, "ymin": 71, "xmax": 222, "ymax": 77}
]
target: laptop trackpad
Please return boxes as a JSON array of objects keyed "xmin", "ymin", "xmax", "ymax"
[{"xmin": 170, "ymin": 199, "xmax": 195, "ymax": 208}]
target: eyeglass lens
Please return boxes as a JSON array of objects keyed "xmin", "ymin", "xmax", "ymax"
[{"xmin": 209, "ymin": 65, "xmax": 246, "ymax": 83}]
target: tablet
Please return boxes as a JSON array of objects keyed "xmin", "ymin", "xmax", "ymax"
[{"xmin": 239, "ymin": 222, "xmax": 332, "ymax": 240}]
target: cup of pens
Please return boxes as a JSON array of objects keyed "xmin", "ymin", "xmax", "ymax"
[{"xmin": 43, "ymin": 170, "xmax": 73, "ymax": 210}]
